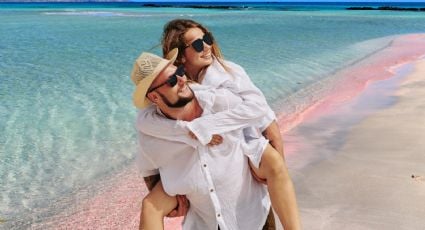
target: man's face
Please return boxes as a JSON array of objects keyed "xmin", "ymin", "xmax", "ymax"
[{"xmin": 148, "ymin": 64, "xmax": 194, "ymax": 109}]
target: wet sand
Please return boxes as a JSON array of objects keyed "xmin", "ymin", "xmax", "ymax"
[
  {"xmin": 293, "ymin": 59, "xmax": 425, "ymax": 229},
  {"xmin": 36, "ymin": 35, "xmax": 425, "ymax": 230}
]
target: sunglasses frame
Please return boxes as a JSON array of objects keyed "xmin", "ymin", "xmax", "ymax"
[
  {"xmin": 184, "ymin": 33, "xmax": 214, "ymax": 53},
  {"xmin": 148, "ymin": 65, "xmax": 185, "ymax": 93}
]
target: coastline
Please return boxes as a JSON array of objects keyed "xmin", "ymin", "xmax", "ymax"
[
  {"xmin": 3, "ymin": 3, "xmax": 425, "ymax": 229},
  {"xmin": 1, "ymin": 2, "xmax": 424, "ymax": 11},
  {"xmin": 277, "ymin": 34, "xmax": 425, "ymax": 134},
  {"xmin": 293, "ymin": 58, "xmax": 425, "ymax": 229},
  {"xmin": 273, "ymin": 34, "xmax": 425, "ymax": 229},
  {"xmin": 24, "ymin": 34, "xmax": 425, "ymax": 230}
]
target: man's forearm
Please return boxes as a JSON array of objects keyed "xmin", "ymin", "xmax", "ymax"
[
  {"xmin": 143, "ymin": 174, "xmax": 161, "ymax": 191},
  {"xmin": 262, "ymin": 120, "xmax": 284, "ymax": 157}
]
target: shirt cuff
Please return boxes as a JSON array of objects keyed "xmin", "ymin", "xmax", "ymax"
[
  {"xmin": 186, "ymin": 121, "xmax": 212, "ymax": 146},
  {"xmin": 139, "ymin": 168, "xmax": 159, "ymax": 177},
  {"xmin": 258, "ymin": 109, "xmax": 276, "ymax": 132}
]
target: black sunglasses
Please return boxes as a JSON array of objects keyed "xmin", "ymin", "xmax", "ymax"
[
  {"xmin": 148, "ymin": 65, "xmax": 185, "ymax": 93},
  {"xmin": 184, "ymin": 33, "xmax": 213, "ymax": 53}
]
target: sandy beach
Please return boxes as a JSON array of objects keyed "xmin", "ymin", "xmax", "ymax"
[
  {"xmin": 292, "ymin": 59, "xmax": 425, "ymax": 229},
  {"xmin": 36, "ymin": 35, "xmax": 425, "ymax": 230},
  {"xmin": 4, "ymin": 2, "xmax": 425, "ymax": 229}
]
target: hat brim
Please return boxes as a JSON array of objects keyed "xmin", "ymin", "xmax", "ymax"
[{"xmin": 133, "ymin": 48, "xmax": 178, "ymax": 109}]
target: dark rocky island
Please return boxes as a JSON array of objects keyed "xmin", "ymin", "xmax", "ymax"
[
  {"xmin": 347, "ymin": 6, "xmax": 425, "ymax": 12},
  {"xmin": 142, "ymin": 3, "xmax": 251, "ymax": 10}
]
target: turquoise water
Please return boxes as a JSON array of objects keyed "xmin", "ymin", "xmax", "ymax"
[{"xmin": 1, "ymin": 2, "xmax": 425, "ymax": 227}]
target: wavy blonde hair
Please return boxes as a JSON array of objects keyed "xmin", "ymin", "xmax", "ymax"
[{"xmin": 161, "ymin": 19, "xmax": 229, "ymax": 77}]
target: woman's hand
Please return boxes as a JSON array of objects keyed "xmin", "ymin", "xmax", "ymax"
[
  {"xmin": 207, "ymin": 134, "xmax": 223, "ymax": 146},
  {"xmin": 188, "ymin": 131, "xmax": 223, "ymax": 146}
]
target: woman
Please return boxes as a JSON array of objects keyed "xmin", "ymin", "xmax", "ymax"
[{"xmin": 139, "ymin": 19, "xmax": 301, "ymax": 230}]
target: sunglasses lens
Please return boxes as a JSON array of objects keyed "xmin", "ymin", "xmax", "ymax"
[
  {"xmin": 203, "ymin": 33, "xmax": 213, "ymax": 45},
  {"xmin": 188, "ymin": 33, "xmax": 214, "ymax": 53},
  {"xmin": 191, "ymin": 39, "xmax": 204, "ymax": 52},
  {"xmin": 176, "ymin": 65, "xmax": 185, "ymax": 76},
  {"xmin": 167, "ymin": 66, "xmax": 185, "ymax": 87},
  {"xmin": 167, "ymin": 75, "xmax": 178, "ymax": 87},
  {"xmin": 149, "ymin": 66, "xmax": 184, "ymax": 92}
]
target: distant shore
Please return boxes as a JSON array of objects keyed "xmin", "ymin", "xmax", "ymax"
[
  {"xmin": 347, "ymin": 6, "xmax": 425, "ymax": 12},
  {"xmin": 2, "ymin": 2, "xmax": 425, "ymax": 12},
  {"xmin": 141, "ymin": 3, "xmax": 250, "ymax": 10},
  {"xmin": 140, "ymin": 3, "xmax": 425, "ymax": 12}
]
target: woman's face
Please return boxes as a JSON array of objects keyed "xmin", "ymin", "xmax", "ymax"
[{"xmin": 183, "ymin": 27, "xmax": 213, "ymax": 71}]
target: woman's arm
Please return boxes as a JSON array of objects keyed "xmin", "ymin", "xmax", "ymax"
[
  {"xmin": 187, "ymin": 81, "xmax": 268, "ymax": 145},
  {"xmin": 186, "ymin": 61, "xmax": 275, "ymax": 145}
]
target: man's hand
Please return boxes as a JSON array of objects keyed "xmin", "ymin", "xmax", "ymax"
[
  {"xmin": 166, "ymin": 195, "xmax": 189, "ymax": 217},
  {"xmin": 262, "ymin": 121, "xmax": 284, "ymax": 157},
  {"xmin": 188, "ymin": 131, "xmax": 223, "ymax": 146},
  {"xmin": 249, "ymin": 162, "xmax": 267, "ymax": 185}
]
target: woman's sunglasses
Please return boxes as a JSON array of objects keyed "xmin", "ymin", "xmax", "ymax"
[
  {"xmin": 148, "ymin": 65, "xmax": 185, "ymax": 93},
  {"xmin": 184, "ymin": 33, "xmax": 214, "ymax": 53}
]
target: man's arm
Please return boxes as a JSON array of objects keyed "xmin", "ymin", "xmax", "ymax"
[
  {"xmin": 142, "ymin": 174, "xmax": 189, "ymax": 219},
  {"xmin": 143, "ymin": 174, "xmax": 161, "ymax": 191}
]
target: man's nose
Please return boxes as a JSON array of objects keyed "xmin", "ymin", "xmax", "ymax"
[{"xmin": 177, "ymin": 75, "xmax": 186, "ymax": 86}]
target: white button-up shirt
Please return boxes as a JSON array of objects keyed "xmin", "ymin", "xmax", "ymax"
[
  {"xmin": 137, "ymin": 85, "xmax": 271, "ymax": 230},
  {"xmin": 138, "ymin": 58, "xmax": 276, "ymax": 168}
]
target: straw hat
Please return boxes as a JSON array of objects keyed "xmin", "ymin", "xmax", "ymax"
[{"xmin": 131, "ymin": 48, "xmax": 178, "ymax": 109}]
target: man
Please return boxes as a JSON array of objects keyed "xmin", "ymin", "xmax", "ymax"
[{"xmin": 132, "ymin": 49, "xmax": 298, "ymax": 229}]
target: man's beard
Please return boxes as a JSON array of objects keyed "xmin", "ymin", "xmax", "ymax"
[{"xmin": 158, "ymin": 86, "xmax": 195, "ymax": 108}]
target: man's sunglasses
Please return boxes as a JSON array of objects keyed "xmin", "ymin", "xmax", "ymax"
[
  {"xmin": 184, "ymin": 33, "xmax": 213, "ymax": 53},
  {"xmin": 148, "ymin": 65, "xmax": 185, "ymax": 93}
]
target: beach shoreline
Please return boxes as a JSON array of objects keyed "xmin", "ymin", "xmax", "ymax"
[
  {"xmin": 277, "ymin": 34, "xmax": 425, "ymax": 133},
  {"xmin": 18, "ymin": 34, "xmax": 425, "ymax": 229},
  {"xmin": 292, "ymin": 58, "xmax": 425, "ymax": 230},
  {"xmin": 3, "ymin": 2, "xmax": 425, "ymax": 228}
]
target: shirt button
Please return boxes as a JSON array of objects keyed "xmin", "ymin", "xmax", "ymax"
[
  {"xmin": 203, "ymin": 164, "xmax": 207, "ymax": 167},
  {"xmin": 210, "ymin": 189, "xmax": 214, "ymax": 192},
  {"xmin": 217, "ymin": 213, "xmax": 221, "ymax": 217}
]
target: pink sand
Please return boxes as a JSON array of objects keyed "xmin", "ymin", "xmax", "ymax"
[
  {"xmin": 278, "ymin": 34, "xmax": 425, "ymax": 135},
  {"xmin": 36, "ymin": 34, "xmax": 425, "ymax": 229},
  {"xmin": 33, "ymin": 164, "xmax": 183, "ymax": 229}
]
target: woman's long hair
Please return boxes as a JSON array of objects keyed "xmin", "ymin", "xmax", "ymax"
[{"xmin": 161, "ymin": 19, "xmax": 229, "ymax": 76}]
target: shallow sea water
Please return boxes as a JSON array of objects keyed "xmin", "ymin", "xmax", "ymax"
[{"xmin": 1, "ymin": 2, "xmax": 425, "ymax": 227}]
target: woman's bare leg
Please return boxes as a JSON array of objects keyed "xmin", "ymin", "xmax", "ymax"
[
  {"xmin": 140, "ymin": 181, "xmax": 178, "ymax": 230},
  {"xmin": 249, "ymin": 144, "xmax": 301, "ymax": 230}
]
